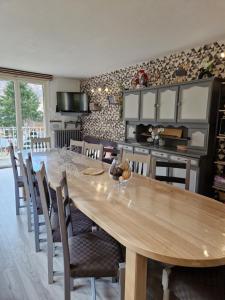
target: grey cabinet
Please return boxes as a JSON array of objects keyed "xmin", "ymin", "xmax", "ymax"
[
  {"xmin": 123, "ymin": 91, "xmax": 140, "ymax": 120},
  {"xmin": 140, "ymin": 89, "xmax": 157, "ymax": 121},
  {"xmin": 157, "ymin": 87, "xmax": 178, "ymax": 122},
  {"xmin": 177, "ymin": 81, "xmax": 212, "ymax": 123}
]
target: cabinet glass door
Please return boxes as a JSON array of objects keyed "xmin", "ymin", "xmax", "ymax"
[
  {"xmin": 157, "ymin": 87, "xmax": 178, "ymax": 122},
  {"xmin": 178, "ymin": 82, "xmax": 211, "ymax": 123},
  {"xmin": 123, "ymin": 92, "xmax": 140, "ymax": 120},
  {"xmin": 140, "ymin": 89, "xmax": 157, "ymax": 121}
]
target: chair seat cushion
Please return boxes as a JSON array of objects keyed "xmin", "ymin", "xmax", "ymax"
[
  {"xmin": 70, "ymin": 205, "xmax": 93, "ymax": 235},
  {"xmin": 69, "ymin": 231, "xmax": 123, "ymax": 278},
  {"xmin": 169, "ymin": 266, "xmax": 225, "ymax": 300},
  {"xmin": 51, "ymin": 206, "xmax": 93, "ymax": 243},
  {"xmin": 51, "ymin": 211, "xmax": 61, "ymax": 242}
]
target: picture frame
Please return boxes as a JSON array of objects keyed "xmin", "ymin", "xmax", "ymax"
[{"xmin": 107, "ymin": 95, "xmax": 120, "ymax": 105}]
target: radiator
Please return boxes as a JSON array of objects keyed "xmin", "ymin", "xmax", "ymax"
[{"xmin": 54, "ymin": 130, "xmax": 82, "ymax": 148}]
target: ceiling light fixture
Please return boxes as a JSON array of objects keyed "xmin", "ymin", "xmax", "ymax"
[{"xmin": 221, "ymin": 52, "xmax": 225, "ymax": 58}]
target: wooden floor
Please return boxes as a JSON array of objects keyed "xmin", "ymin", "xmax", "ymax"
[{"xmin": 0, "ymin": 168, "xmax": 119, "ymax": 300}]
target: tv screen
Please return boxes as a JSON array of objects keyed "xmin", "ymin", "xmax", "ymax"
[{"xmin": 56, "ymin": 92, "xmax": 88, "ymax": 112}]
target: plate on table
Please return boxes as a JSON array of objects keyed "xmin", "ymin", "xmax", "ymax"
[{"xmin": 82, "ymin": 168, "xmax": 104, "ymax": 176}]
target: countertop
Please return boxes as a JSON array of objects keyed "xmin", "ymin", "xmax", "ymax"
[{"xmin": 118, "ymin": 141, "xmax": 207, "ymax": 159}]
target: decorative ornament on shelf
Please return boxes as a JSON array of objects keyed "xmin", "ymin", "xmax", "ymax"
[
  {"xmin": 174, "ymin": 65, "xmax": 187, "ymax": 83},
  {"xmin": 198, "ymin": 57, "xmax": 214, "ymax": 79},
  {"xmin": 89, "ymin": 102, "xmax": 101, "ymax": 112},
  {"xmin": 131, "ymin": 69, "xmax": 148, "ymax": 89}
]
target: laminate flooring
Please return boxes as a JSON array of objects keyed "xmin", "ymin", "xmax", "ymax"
[{"xmin": 0, "ymin": 168, "xmax": 119, "ymax": 300}]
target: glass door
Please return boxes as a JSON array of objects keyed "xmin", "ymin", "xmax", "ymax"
[
  {"xmin": 0, "ymin": 77, "xmax": 47, "ymax": 168},
  {"xmin": 20, "ymin": 81, "xmax": 45, "ymax": 150},
  {"xmin": 0, "ymin": 79, "xmax": 17, "ymax": 167}
]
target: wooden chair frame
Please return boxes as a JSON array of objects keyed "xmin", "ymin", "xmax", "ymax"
[
  {"xmin": 31, "ymin": 137, "xmax": 51, "ymax": 152},
  {"xmin": 18, "ymin": 152, "xmax": 32, "ymax": 232},
  {"xmin": 151, "ymin": 158, "xmax": 191, "ymax": 190},
  {"xmin": 122, "ymin": 152, "xmax": 151, "ymax": 177},
  {"xmin": 69, "ymin": 139, "xmax": 85, "ymax": 154},
  {"xmin": 36, "ymin": 162, "xmax": 55, "ymax": 284},
  {"xmin": 83, "ymin": 142, "xmax": 104, "ymax": 161},
  {"xmin": 26, "ymin": 154, "xmax": 45, "ymax": 252},
  {"xmin": 56, "ymin": 171, "xmax": 125, "ymax": 300},
  {"xmin": 8, "ymin": 143, "xmax": 25, "ymax": 215}
]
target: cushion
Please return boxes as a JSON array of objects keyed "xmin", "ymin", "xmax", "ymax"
[
  {"xmin": 169, "ymin": 266, "xmax": 225, "ymax": 300},
  {"xmin": 69, "ymin": 231, "xmax": 123, "ymax": 278}
]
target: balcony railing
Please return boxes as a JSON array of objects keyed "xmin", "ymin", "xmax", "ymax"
[{"xmin": 0, "ymin": 126, "xmax": 45, "ymax": 157}]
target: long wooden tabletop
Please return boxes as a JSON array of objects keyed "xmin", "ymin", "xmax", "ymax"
[{"xmin": 32, "ymin": 150, "xmax": 225, "ymax": 267}]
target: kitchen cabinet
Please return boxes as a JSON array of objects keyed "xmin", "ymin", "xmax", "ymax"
[
  {"xmin": 177, "ymin": 81, "xmax": 212, "ymax": 123},
  {"xmin": 140, "ymin": 89, "xmax": 157, "ymax": 121},
  {"xmin": 123, "ymin": 91, "xmax": 140, "ymax": 120},
  {"xmin": 157, "ymin": 86, "xmax": 178, "ymax": 122}
]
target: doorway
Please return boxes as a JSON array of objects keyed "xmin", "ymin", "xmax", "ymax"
[{"xmin": 0, "ymin": 77, "xmax": 47, "ymax": 167}]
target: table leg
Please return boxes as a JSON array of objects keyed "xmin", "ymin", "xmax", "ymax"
[{"xmin": 125, "ymin": 248, "xmax": 147, "ymax": 300}]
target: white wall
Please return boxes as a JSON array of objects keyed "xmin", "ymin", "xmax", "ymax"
[
  {"xmin": 46, "ymin": 77, "xmax": 80, "ymax": 143},
  {"xmin": 49, "ymin": 76, "xmax": 80, "ymax": 121}
]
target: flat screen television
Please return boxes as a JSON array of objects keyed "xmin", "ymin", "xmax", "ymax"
[{"xmin": 56, "ymin": 92, "xmax": 89, "ymax": 113}]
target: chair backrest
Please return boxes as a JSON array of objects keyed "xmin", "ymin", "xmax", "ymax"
[
  {"xmin": 18, "ymin": 152, "xmax": 30, "ymax": 200},
  {"xmin": 70, "ymin": 139, "xmax": 84, "ymax": 154},
  {"xmin": 151, "ymin": 158, "xmax": 191, "ymax": 190},
  {"xmin": 31, "ymin": 137, "xmax": 51, "ymax": 152},
  {"xmin": 122, "ymin": 152, "xmax": 151, "ymax": 177},
  {"xmin": 26, "ymin": 153, "xmax": 41, "ymax": 214},
  {"xmin": 8, "ymin": 143, "xmax": 19, "ymax": 182},
  {"xmin": 83, "ymin": 142, "xmax": 103, "ymax": 161},
  {"xmin": 36, "ymin": 162, "xmax": 53, "ymax": 242},
  {"xmin": 56, "ymin": 172, "xmax": 71, "ymax": 275}
]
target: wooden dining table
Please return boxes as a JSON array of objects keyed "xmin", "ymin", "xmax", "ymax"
[{"xmin": 32, "ymin": 150, "xmax": 225, "ymax": 300}]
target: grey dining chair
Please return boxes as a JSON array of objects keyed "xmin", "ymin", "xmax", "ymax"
[
  {"xmin": 31, "ymin": 137, "xmax": 51, "ymax": 152},
  {"xmin": 18, "ymin": 152, "xmax": 33, "ymax": 232},
  {"xmin": 26, "ymin": 154, "xmax": 45, "ymax": 252},
  {"xmin": 36, "ymin": 163, "xmax": 93, "ymax": 284},
  {"xmin": 70, "ymin": 139, "xmax": 85, "ymax": 154},
  {"xmin": 83, "ymin": 142, "xmax": 104, "ymax": 161},
  {"xmin": 122, "ymin": 151, "xmax": 151, "ymax": 176},
  {"xmin": 151, "ymin": 158, "xmax": 191, "ymax": 190},
  {"xmin": 8, "ymin": 143, "xmax": 26, "ymax": 215},
  {"xmin": 36, "ymin": 162, "xmax": 62, "ymax": 284},
  {"xmin": 56, "ymin": 171, "xmax": 125, "ymax": 300}
]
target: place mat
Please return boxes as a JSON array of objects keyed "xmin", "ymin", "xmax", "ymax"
[{"xmin": 82, "ymin": 167, "xmax": 105, "ymax": 176}]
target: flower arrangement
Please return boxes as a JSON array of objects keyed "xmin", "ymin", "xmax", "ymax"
[{"xmin": 131, "ymin": 69, "xmax": 148, "ymax": 89}]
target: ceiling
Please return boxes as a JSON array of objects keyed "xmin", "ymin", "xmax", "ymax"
[{"xmin": 0, "ymin": 0, "xmax": 225, "ymax": 78}]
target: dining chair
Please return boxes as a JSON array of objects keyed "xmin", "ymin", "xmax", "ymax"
[
  {"xmin": 31, "ymin": 137, "xmax": 51, "ymax": 152},
  {"xmin": 36, "ymin": 163, "xmax": 93, "ymax": 284},
  {"xmin": 26, "ymin": 154, "xmax": 45, "ymax": 252},
  {"xmin": 151, "ymin": 158, "xmax": 191, "ymax": 190},
  {"xmin": 36, "ymin": 162, "xmax": 62, "ymax": 283},
  {"xmin": 18, "ymin": 152, "xmax": 33, "ymax": 232},
  {"xmin": 56, "ymin": 172, "xmax": 125, "ymax": 300},
  {"xmin": 122, "ymin": 151, "xmax": 151, "ymax": 176},
  {"xmin": 162, "ymin": 264, "xmax": 225, "ymax": 300},
  {"xmin": 8, "ymin": 143, "xmax": 26, "ymax": 215},
  {"xmin": 70, "ymin": 139, "xmax": 84, "ymax": 154},
  {"xmin": 83, "ymin": 142, "xmax": 104, "ymax": 161}
]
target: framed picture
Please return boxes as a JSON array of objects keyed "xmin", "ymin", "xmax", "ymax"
[{"xmin": 107, "ymin": 95, "xmax": 120, "ymax": 105}]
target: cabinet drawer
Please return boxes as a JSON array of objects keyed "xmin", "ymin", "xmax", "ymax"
[
  {"xmin": 151, "ymin": 151, "xmax": 168, "ymax": 159},
  {"xmin": 170, "ymin": 155, "xmax": 198, "ymax": 167},
  {"xmin": 134, "ymin": 147, "xmax": 149, "ymax": 154},
  {"xmin": 117, "ymin": 144, "xmax": 133, "ymax": 152}
]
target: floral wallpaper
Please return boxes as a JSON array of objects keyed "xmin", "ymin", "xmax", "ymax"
[{"xmin": 81, "ymin": 40, "xmax": 225, "ymax": 141}]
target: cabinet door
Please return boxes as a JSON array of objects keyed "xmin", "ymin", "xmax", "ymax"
[
  {"xmin": 177, "ymin": 81, "xmax": 211, "ymax": 123},
  {"xmin": 140, "ymin": 89, "xmax": 157, "ymax": 121},
  {"xmin": 123, "ymin": 91, "xmax": 140, "ymax": 120},
  {"xmin": 157, "ymin": 87, "xmax": 178, "ymax": 122}
]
